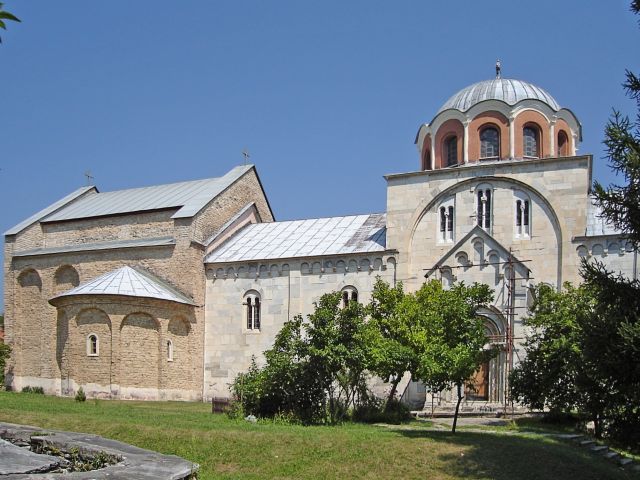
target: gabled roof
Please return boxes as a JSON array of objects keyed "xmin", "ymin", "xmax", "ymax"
[
  {"xmin": 49, "ymin": 265, "xmax": 195, "ymax": 306},
  {"xmin": 42, "ymin": 165, "xmax": 254, "ymax": 223},
  {"xmin": 425, "ymin": 225, "xmax": 530, "ymax": 278},
  {"xmin": 205, "ymin": 213, "xmax": 387, "ymax": 263},
  {"xmin": 4, "ymin": 186, "xmax": 95, "ymax": 236}
]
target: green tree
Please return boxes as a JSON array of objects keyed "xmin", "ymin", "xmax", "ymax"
[
  {"xmin": 509, "ymin": 283, "xmax": 611, "ymax": 437},
  {"xmin": 232, "ymin": 292, "xmax": 371, "ymax": 424},
  {"xmin": 592, "ymin": 1, "xmax": 640, "ymax": 246},
  {"xmin": 0, "ymin": 343, "xmax": 10, "ymax": 388},
  {"xmin": 410, "ymin": 280, "xmax": 495, "ymax": 433},
  {"xmin": 582, "ymin": 0, "xmax": 640, "ymax": 444},
  {"xmin": 0, "ymin": 3, "xmax": 20, "ymax": 43},
  {"xmin": 367, "ymin": 279, "xmax": 418, "ymax": 409},
  {"xmin": 580, "ymin": 265, "xmax": 640, "ymax": 442}
]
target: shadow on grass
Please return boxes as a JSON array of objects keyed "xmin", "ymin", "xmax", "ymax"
[{"xmin": 391, "ymin": 429, "xmax": 634, "ymax": 480}]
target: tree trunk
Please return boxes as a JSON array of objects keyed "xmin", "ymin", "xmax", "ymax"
[
  {"xmin": 594, "ymin": 413, "xmax": 602, "ymax": 439},
  {"xmin": 452, "ymin": 383, "xmax": 464, "ymax": 434},
  {"xmin": 385, "ymin": 376, "xmax": 401, "ymax": 411}
]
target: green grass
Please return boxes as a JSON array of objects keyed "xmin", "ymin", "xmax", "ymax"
[{"xmin": 0, "ymin": 391, "xmax": 634, "ymax": 480}]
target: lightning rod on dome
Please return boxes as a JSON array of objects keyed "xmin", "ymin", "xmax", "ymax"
[{"xmin": 495, "ymin": 59, "xmax": 501, "ymax": 79}]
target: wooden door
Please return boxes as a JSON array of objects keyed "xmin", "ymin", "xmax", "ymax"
[{"xmin": 465, "ymin": 361, "xmax": 489, "ymax": 400}]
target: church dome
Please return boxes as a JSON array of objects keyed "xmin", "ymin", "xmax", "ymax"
[{"xmin": 438, "ymin": 78, "xmax": 561, "ymax": 114}]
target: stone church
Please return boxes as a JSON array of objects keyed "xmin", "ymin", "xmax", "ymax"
[{"xmin": 4, "ymin": 76, "xmax": 638, "ymax": 408}]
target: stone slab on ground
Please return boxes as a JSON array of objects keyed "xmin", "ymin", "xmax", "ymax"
[
  {"xmin": 0, "ymin": 422, "xmax": 198, "ymax": 479},
  {"xmin": 0, "ymin": 439, "xmax": 62, "ymax": 475}
]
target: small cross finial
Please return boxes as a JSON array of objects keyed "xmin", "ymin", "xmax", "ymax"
[
  {"xmin": 84, "ymin": 170, "xmax": 94, "ymax": 186},
  {"xmin": 242, "ymin": 148, "xmax": 251, "ymax": 165},
  {"xmin": 495, "ymin": 59, "xmax": 502, "ymax": 79}
]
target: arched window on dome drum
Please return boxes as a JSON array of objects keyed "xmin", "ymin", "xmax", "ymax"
[
  {"xmin": 423, "ymin": 150, "xmax": 431, "ymax": 170},
  {"xmin": 557, "ymin": 131, "xmax": 569, "ymax": 156},
  {"xmin": 480, "ymin": 127, "xmax": 500, "ymax": 159},
  {"xmin": 523, "ymin": 126, "xmax": 540, "ymax": 158},
  {"xmin": 445, "ymin": 136, "xmax": 458, "ymax": 166}
]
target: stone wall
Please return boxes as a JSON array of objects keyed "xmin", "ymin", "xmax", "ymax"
[
  {"xmin": 53, "ymin": 297, "xmax": 200, "ymax": 401},
  {"xmin": 4, "ymin": 167, "xmax": 272, "ymax": 400},
  {"xmin": 192, "ymin": 167, "xmax": 274, "ymax": 243},
  {"xmin": 386, "ymin": 155, "xmax": 594, "ymax": 294},
  {"xmin": 203, "ymin": 253, "xmax": 397, "ymax": 400}
]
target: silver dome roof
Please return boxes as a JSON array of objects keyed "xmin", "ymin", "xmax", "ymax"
[{"xmin": 438, "ymin": 78, "xmax": 561, "ymax": 114}]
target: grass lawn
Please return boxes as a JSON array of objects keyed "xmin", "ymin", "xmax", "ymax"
[{"xmin": 0, "ymin": 391, "xmax": 634, "ymax": 480}]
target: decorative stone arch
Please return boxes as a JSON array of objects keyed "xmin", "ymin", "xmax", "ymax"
[
  {"xmin": 576, "ymin": 244, "xmax": 589, "ymax": 258},
  {"xmin": 119, "ymin": 312, "xmax": 161, "ymax": 391},
  {"xmin": 469, "ymin": 308, "xmax": 509, "ymax": 403},
  {"xmin": 468, "ymin": 111, "xmax": 509, "ymax": 161},
  {"xmin": 440, "ymin": 266, "xmax": 454, "ymax": 288},
  {"xmin": 434, "ymin": 119, "xmax": 464, "ymax": 168},
  {"xmin": 404, "ymin": 176, "xmax": 565, "ymax": 288},
  {"xmin": 421, "ymin": 134, "xmax": 432, "ymax": 170},
  {"xmin": 340, "ymin": 285, "xmax": 359, "ymax": 307},
  {"xmin": 17, "ymin": 268, "xmax": 42, "ymax": 290},
  {"xmin": 70, "ymin": 307, "xmax": 112, "ymax": 395},
  {"xmin": 243, "ymin": 289, "xmax": 262, "ymax": 331},
  {"xmin": 417, "ymin": 98, "xmax": 581, "ymax": 169},
  {"xmin": 513, "ymin": 109, "xmax": 549, "ymax": 158},
  {"xmin": 557, "ymin": 128, "xmax": 571, "ymax": 157},
  {"xmin": 166, "ymin": 315, "xmax": 191, "ymax": 378},
  {"xmin": 54, "ymin": 265, "xmax": 80, "ymax": 294}
]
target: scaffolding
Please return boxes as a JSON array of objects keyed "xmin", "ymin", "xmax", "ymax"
[{"xmin": 424, "ymin": 249, "xmax": 531, "ymax": 416}]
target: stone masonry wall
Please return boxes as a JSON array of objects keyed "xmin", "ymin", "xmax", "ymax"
[
  {"xmin": 386, "ymin": 156, "xmax": 593, "ymax": 293},
  {"xmin": 54, "ymin": 297, "xmax": 199, "ymax": 401},
  {"xmin": 203, "ymin": 254, "xmax": 397, "ymax": 401},
  {"xmin": 4, "ymin": 167, "xmax": 273, "ymax": 399},
  {"xmin": 192, "ymin": 167, "xmax": 274, "ymax": 243}
]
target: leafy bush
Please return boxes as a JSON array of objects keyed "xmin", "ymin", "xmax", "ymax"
[
  {"xmin": 353, "ymin": 397, "xmax": 412, "ymax": 424},
  {"xmin": 0, "ymin": 343, "xmax": 10, "ymax": 388},
  {"xmin": 75, "ymin": 387, "xmax": 86, "ymax": 402},
  {"xmin": 21, "ymin": 386, "xmax": 44, "ymax": 394},
  {"xmin": 232, "ymin": 294, "xmax": 373, "ymax": 424}
]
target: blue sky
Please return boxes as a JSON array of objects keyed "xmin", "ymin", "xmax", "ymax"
[{"xmin": 1, "ymin": 1, "xmax": 639, "ymax": 306}]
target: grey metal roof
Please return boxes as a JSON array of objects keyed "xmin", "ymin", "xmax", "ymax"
[
  {"xmin": 202, "ymin": 202, "xmax": 259, "ymax": 247},
  {"xmin": 4, "ymin": 186, "xmax": 95, "ymax": 236},
  {"xmin": 205, "ymin": 213, "xmax": 386, "ymax": 263},
  {"xmin": 50, "ymin": 265, "xmax": 195, "ymax": 305},
  {"xmin": 585, "ymin": 196, "xmax": 621, "ymax": 236},
  {"xmin": 13, "ymin": 236, "xmax": 175, "ymax": 258},
  {"xmin": 42, "ymin": 165, "xmax": 253, "ymax": 223},
  {"xmin": 438, "ymin": 78, "xmax": 561, "ymax": 114}
]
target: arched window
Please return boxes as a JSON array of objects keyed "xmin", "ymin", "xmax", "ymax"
[
  {"xmin": 557, "ymin": 131, "xmax": 569, "ymax": 156},
  {"xmin": 445, "ymin": 136, "xmax": 458, "ymax": 166},
  {"xmin": 514, "ymin": 191, "xmax": 531, "ymax": 238},
  {"xmin": 480, "ymin": 127, "xmax": 500, "ymax": 159},
  {"xmin": 244, "ymin": 292, "xmax": 261, "ymax": 330},
  {"xmin": 166, "ymin": 340, "xmax": 174, "ymax": 361},
  {"xmin": 476, "ymin": 186, "xmax": 492, "ymax": 230},
  {"xmin": 523, "ymin": 126, "xmax": 540, "ymax": 158},
  {"xmin": 87, "ymin": 334, "xmax": 99, "ymax": 357},
  {"xmin": 423, "ymin": 151, "xmax": 431, "ymax": 170},
  {"xmin": 341, "ymin": 286, "xmax": 358, "ymax": 307},
  {"xmin": 438, "ymin": 198, "xmax": 455, "ymax": 242}
]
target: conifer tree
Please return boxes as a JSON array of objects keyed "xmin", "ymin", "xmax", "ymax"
[{"xmin": 592, "ymin": 1, "xmax": 640, "ymax": 245}]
